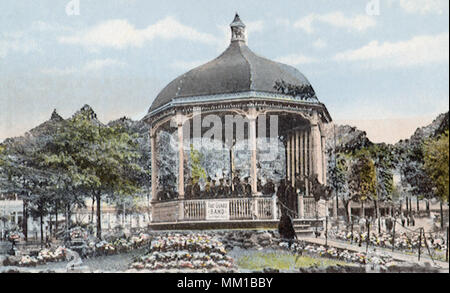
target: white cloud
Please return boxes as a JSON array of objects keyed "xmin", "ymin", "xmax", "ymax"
[
  {"xmin": 0, "ymin": 32, "xmax": 39, "ymax": 58},
  {"xmin": 59, "ymin": 17, "xmax": 220, "ymax": 50},
  {"xmin": 294, "ymin": 12, "xmax": 376, "ymax": 34},
  {"xmin": 42, "ymin": 58, "xmax": 126, "ymax": 75},
  {"xmin": 275, "ymin": 54, "xmax": 318, "ymax": 66},
  {"xmin": 394, "ymin": 0, "xmax": 448, "ymax": 15},
  {"xmin": 313, "ymin": 38, "xmax": 327, "ymax": 49},
  {"xmin": 334, "ymin": 33, "xmax": 449, "ymax": 68}
]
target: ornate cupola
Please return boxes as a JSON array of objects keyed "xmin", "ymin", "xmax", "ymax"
[{"xmin": 230, "ymin": 13, "xmax": 246, "ymax": 44}]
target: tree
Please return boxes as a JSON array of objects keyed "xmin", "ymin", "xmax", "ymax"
[
  {"xmin": 42, "ymin": 108, "xmax": 145, "ymax": 239},
  {"xmin": 327, "ymin": 152, "xmax": 353, "ymax": 222},
  {"xmin": 0, "ymin": 134, "xmax": 58, "ymax": 243},
  {"xmin": 423, "ymin": 130, "xmax": 449, "ymax": 203},
  {"xmin": 368, "ymin": 144, "xmax": 395, "ymax": 218},
  {"xmin": 348, "ymin": 150, "xmax": 377, "ymax": 218}
]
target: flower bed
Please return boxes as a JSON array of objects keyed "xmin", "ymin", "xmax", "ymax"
[
  {"xmin": 3, "ymin": 231, "xmax": 152, "ymax": 267},
  {"xmin": 129, "ymin": 234, "xmax": 236, "ymax": 272},
  {"xmin": 329, "ymin": 227, "xmax": 447, "ymax": 252},
  {"xmin": 288, "ymin": 241, "xmax": 393, "ymax": 266}
]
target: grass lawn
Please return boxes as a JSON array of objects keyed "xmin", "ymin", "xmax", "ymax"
[{"xmin": 236, "ymin": 251, "xmax": 352, "ymax": 271}]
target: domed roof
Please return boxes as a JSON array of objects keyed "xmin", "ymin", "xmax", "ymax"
[{"xmin": 149, "ymin": 14, "xmax": 316, "ymax": 113}]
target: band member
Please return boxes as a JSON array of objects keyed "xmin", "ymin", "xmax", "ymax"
[
  {"xmin": 210, "ymin": 179, "xmax": 217, "ymax": 198},
  {"xmin": 233, "ymin": 175, "xmax": 243, "ymax": 197},
  {"xmin": 225, "ymin": 179, "xmax": 232, "ymax": 197},
  {"xmin": 257, "ymin": 179, "xmax": 263, "ymax": 193},
  {"xmin": 295, "ymin": 173, "xmax": 306, "ymax": 196},
  {"xmin": 217, "ymin": 178, "xmax": 226, "ymax": 198},
  {"xmin": 243, "ymin": 177, "xmax": 252, "ymax": 197},
  {"xmin": 192, "ymin": 180, "xmax": 201, "ymax": 199},
  {"xmin": 285, "ymin": 180, "xmax": 297, "ymax": 218},
  {"xmin": 204, "ymin": 177, "xmax": 212, "ymax": 198},
  {"xmin": 185, "ymin": 178, "xmax": 193, "ymax": 200},
  {"xmin": 262, "ymin": 178, "xmax": 276, "ymax": 197}
]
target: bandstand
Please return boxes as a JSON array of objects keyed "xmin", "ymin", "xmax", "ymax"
[{"xmin": 143, "ymin": 14, "xmax": 332, "ymax": 230}]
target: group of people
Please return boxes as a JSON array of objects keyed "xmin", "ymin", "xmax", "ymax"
[
  {"xmin": 184, "ymin": 176, "xmax": 277, "ymax": 200},
  {"xmin": 155, "ymin": 172, "xmax": 309, "ymax": 218}
]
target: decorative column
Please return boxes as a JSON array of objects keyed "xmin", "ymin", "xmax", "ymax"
[
  {"xmin": 176, "ymin": 113, "xmax": 186, "ymax": 222},
  {"xmin": 290, "ymin": 135, "xmax": 295, "ymax": 185},
  {"xmin": 321, "ymin": 135, "xmax": 327, "ymax": 185},
  {"xmin": 295, "ymin": 131, "xmax": 300, "ymax": 177},
  {"xmin": 249, "ymin": 108, "xmax": 258, "ymax": 194},
  {"xmin": 177, "ymin": 113, "xmax": 185, "ymax": 199},
  {"xmin": 150, "ymin": 128, "xmax": 158, "ymax": 204},
  {"xmin": 286, "ymin": 134, "xmax": 291, "ymax": 182},
  {"xmin": 311, "ymin": 112, "xmax": 324, "ymax": 184},
  {"xmin": 298, "ymin": 130, "xmax": 305, "ymax": 218},
  {"xmin": 299, "ymin": 131, "xmax": 304, "ymax": 178}
]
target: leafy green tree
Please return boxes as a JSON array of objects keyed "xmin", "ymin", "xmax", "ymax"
[
  {"xmin": 348, "ymin": 150, "xmax": 377, "ymax": 218},
  {"xmin": 423, "ymin": 130, "xmax": 449, "ymax": 203},
  {"xmin": 42, "ymin": 110, "xmax": 145, "ymax": 239}
]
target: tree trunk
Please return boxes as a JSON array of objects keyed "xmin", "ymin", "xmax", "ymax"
[
  {"xmin": 409, "ymin": 197, "xmax": 412, "ymax": 216},
  {"xmin": 40, "ymin": 212, "xmax": 44, "ymax": 246},
  {"xmin": 416, "ymin": 197, "xmax": 420, "ymax": 213},
  {"xmin": 49, "ymin": 213, "xmax": 52, "ymax": 238},
  {"xmin": 96, "ymin": 192, "xmax": 102, "ymax": 239},
  {"xmin": 22, "ymin": 201, "xmax": 28, "ymax": 242},
  {"xmin": 66, "ymin": 203, "xmax": 71, "ymax": 231},
  {"xmin": 343, "ymin": 200, "xmax": 351, "ymax": 223},
  {"xmin": 426, "ymin": 200, "xmax": 430, "ymax": 216},
  {"xmin": 55, "ymin": 202, "xmax": 58, "ymax": 238},
  {"xmin": 91, "ymin": 195, "xmax": 95, "ymax": 223},
  {"xmin": 440, "ymin": 201, "xmax": 444, "ymax": 229},
  {"xmin": 361, "ymin": 201, "xmax": 365, "ymax": 218},
  {"xmin": 405, "ymin": 198, "xmax": 409, "ymax": 216}
]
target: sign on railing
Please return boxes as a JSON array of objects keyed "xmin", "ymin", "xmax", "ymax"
[{"xmin": 206, "ymin": 200, "xmax": 230, "ymax": 221}]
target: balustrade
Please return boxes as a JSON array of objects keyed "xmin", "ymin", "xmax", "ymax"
[{"xmin": 152, "ymin": 196, "xmax": 318, "ymax": 223}]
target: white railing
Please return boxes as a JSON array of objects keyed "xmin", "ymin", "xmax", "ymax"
[
  {"xmin": 152, "ymin": 196, "xmax": 316, "ymax": 223},
  {"xmin": 255, "ymin": 197, "xmax": 274, "ymax": 220},
  {"xmin": 229, "ymin": 198, "xmax": 253, "ymax": 220},
  {"xmin": 184, "ymin": 200, "xmax": 206, "ymax": 221}
]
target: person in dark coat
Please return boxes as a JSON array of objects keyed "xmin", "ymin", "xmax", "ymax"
[
  {"xmin": 185, "ymin": 178, "xmax": 193, "ymax": 200},
  {"xmin": 243, "ymin": 177, "xmax": 252, "ymax": 197},
  {"xmin": 232, "ymin": 175, "xmax": 241, "ymax": 197},
  {"xmin": 262, "ymin": 179, "xmax": 276, "ymax": 197},
  {"xmin": 278, "ymin": 210, "xmax": 297, "ymax": 248},
  {"xmin": 192, "ymin": 181, "xmax": 201, "ymax": 199},
  {"xmin": 217, "ymin": 178, "xmax": 225, "ymax": 198},
  {"xmin": 277, "ymin": 179, "xmax": 287, "ymax": 213},
  {"xmin": 210, "ymin": 179, "xmax": 217, "ymax": 198},
  {"xmin": 257, "ymin": 179, "xmax": 263, "ymax": 193},
  {"xmin": 225, "ymin": 179, "xmax": 232, "ymax": 197},
  {"xmin": 294, "ymin": 173, "xmax": 306, "ymax": 196},
  {"xmin": 285, "ymin": 180, "xmax": 297, "ymax": 218},
  {"xmin": 233, "ymin": 176, "xmax": 244, "ymax": 197}
]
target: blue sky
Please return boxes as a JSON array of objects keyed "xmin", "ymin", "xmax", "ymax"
[{"xmin": 0, "ymin": 0, "xmax": 448, "ymax": 144}]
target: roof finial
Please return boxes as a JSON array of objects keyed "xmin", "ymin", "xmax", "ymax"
[{"xmin": 230, "ymin": 13, "xmax": 246, "ymax": 44}]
